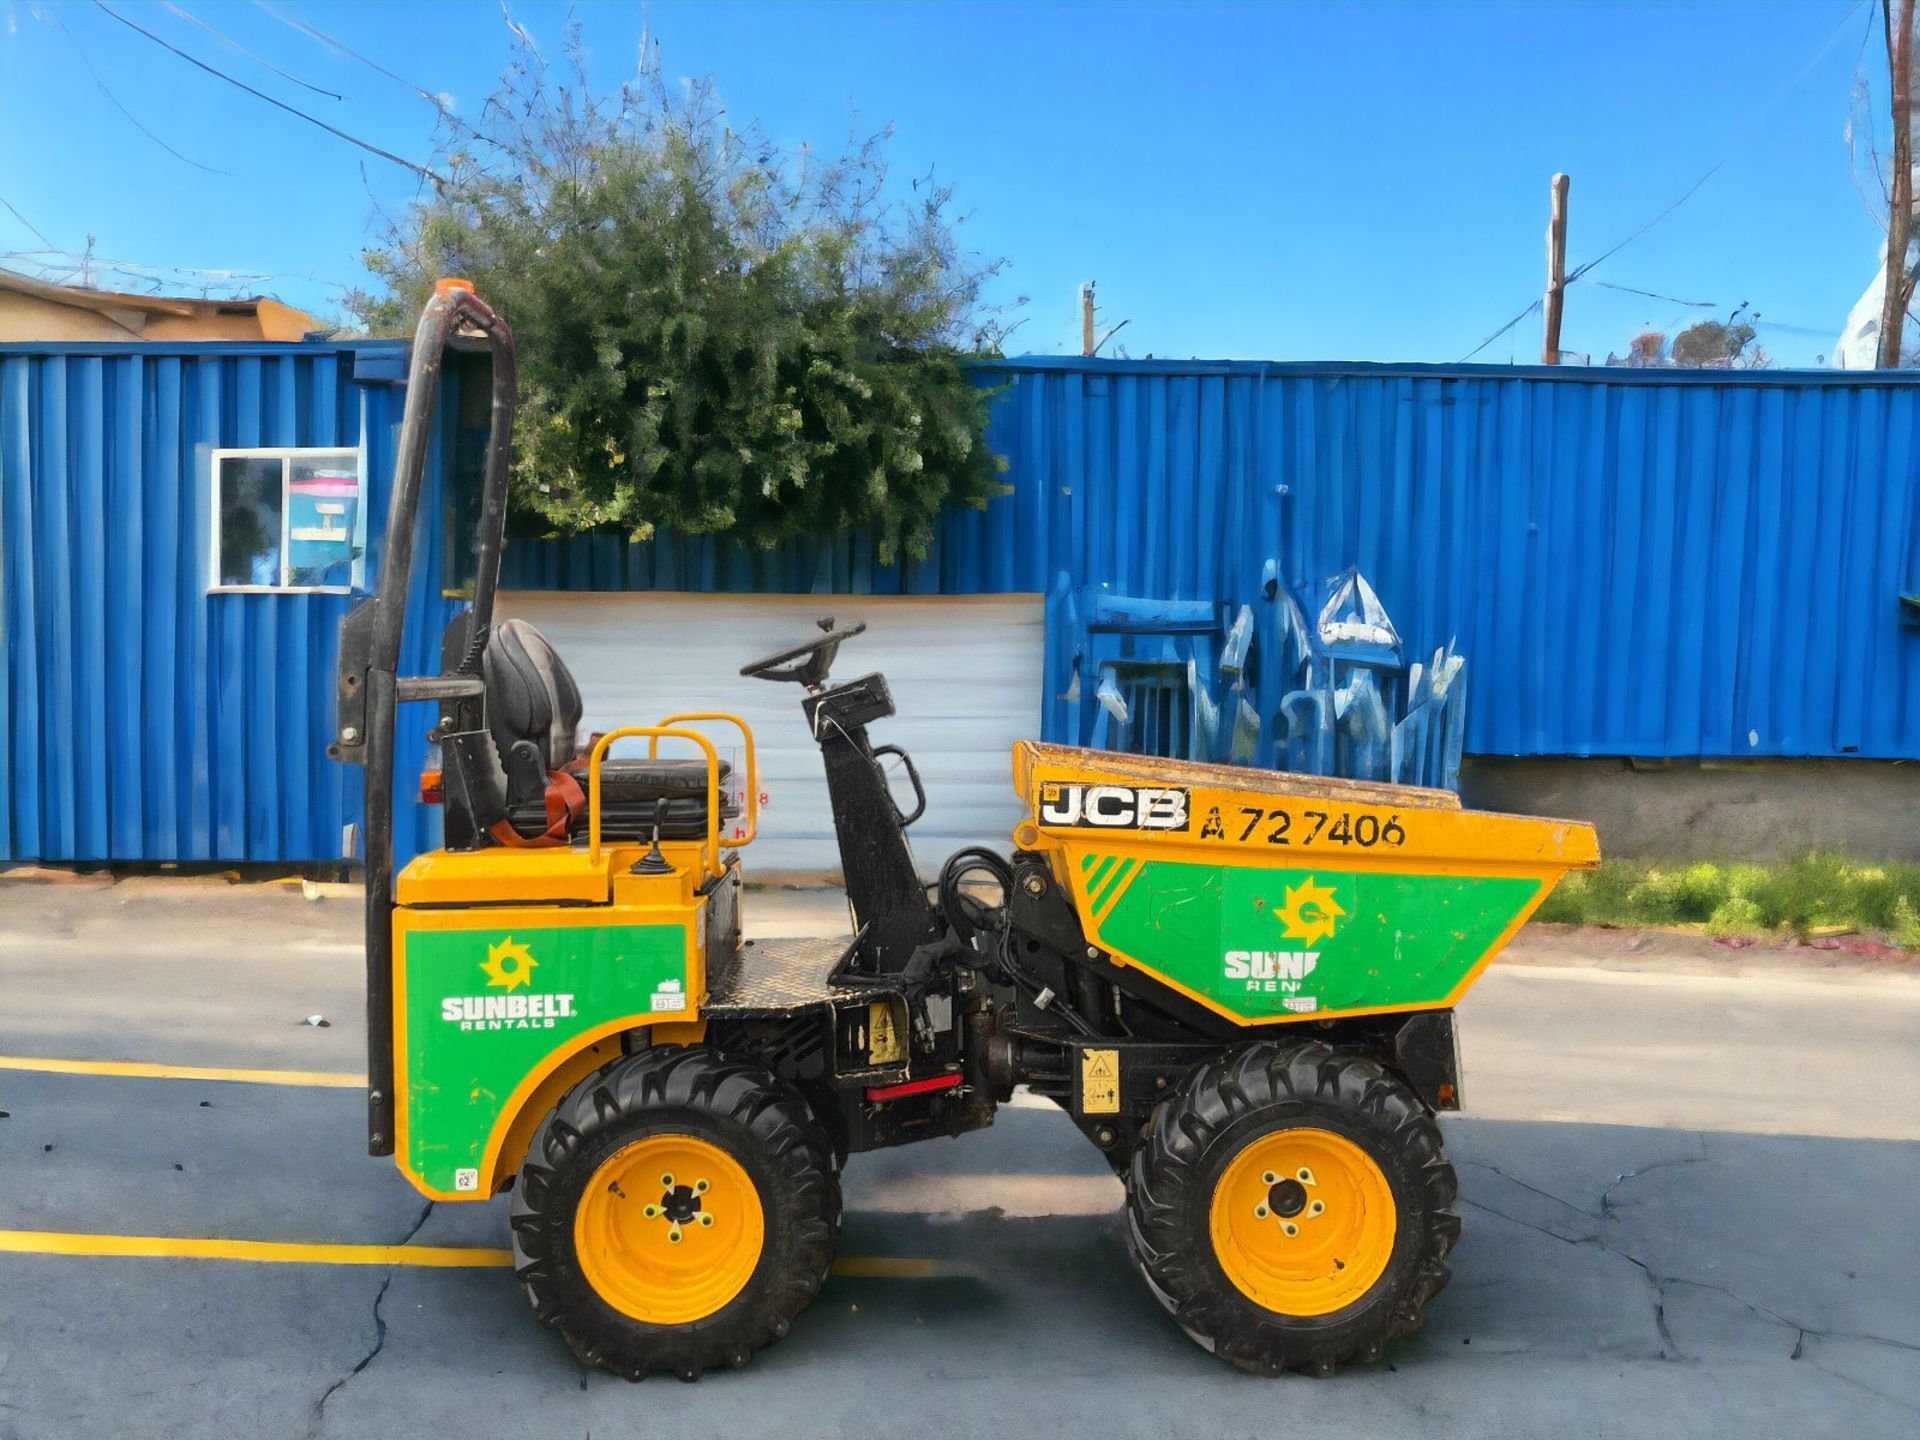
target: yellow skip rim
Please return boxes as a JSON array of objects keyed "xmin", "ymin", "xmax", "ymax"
[
  {"xmin": 573, "ymin": 1135, "xmax": 767, "ymax": 1325},
  {"xmin": 1208, "ymin": 1126, "xmax": 1397, "ymax": 1317}
]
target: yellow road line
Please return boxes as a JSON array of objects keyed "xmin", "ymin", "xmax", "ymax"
[
  {"xmin": 0, "ymin": 1229, "xmax": 943, "ymax": 1278},
  {"xmin": 0, "ymin": 1055, "xmax": 365, "ymax": 1088},
  {"xmin": 0, "ymin": 1231, "xmax": 508, "ymax": 1267},
  {"xmin": 829, "ymin": 1256, "xmax": 943, "ymax": 1279}
]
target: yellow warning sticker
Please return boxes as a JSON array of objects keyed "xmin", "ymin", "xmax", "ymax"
[
  {"xmin": 868, "ymin": 1001, "xmax": 906, "ymax": 1065},
  {"xmin": 1081, "ymin": 1048, "xmax": 1120, "ymax": 1114}
]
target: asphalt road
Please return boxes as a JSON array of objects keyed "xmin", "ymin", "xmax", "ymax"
[{"xmin": 1, "ymin": 877, "xmax": 1917, "ymax": 1439}]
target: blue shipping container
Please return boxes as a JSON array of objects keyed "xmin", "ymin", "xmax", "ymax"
[{"xmin": 7, "ymin": 347, "xmax": 1920, "ymax": 863}]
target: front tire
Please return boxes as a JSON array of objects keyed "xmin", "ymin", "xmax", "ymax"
[
  {"xmin": 510, "ymin": 1046, "xmax": 839, "ymax": 1380},
  {"xmin": 1125, "ymin": 1039, "xmax": 1458, "ymax": 1376}
]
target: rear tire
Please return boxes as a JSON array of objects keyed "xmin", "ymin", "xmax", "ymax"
[
  {"xmin": 510, "ymin": 1046, "xmax": 839, "ymax": 1380},
  {"xmin": 1125, "ymin": 1039, "xmax": 1458, "ymax": 1376}
]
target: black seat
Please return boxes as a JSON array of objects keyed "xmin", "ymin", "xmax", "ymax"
[{"xmin": 481, "ymin": 618, "xmax": 735, "ymax": 844}]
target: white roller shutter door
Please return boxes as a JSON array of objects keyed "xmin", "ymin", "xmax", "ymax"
[{"xmin": 495, "ymin": 592, "xmax": 1044, "ymax": 879}]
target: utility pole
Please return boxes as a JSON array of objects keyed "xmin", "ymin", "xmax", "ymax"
[
  {"xmin": 1080, "ymin": 281, "xmax": 1096, "ymax": 357},
  {"xmin": 1880, "ymin": 0, "xmax": 1915, "ymax": 368},
  {"xmin": 1541, "ymin": 173, "xmax": 1570, "ymax": 364}
]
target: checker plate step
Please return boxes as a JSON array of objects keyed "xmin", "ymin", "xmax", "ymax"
[{"xmin": 704, "ymin": 934, "xmax": 899, "ymax": 1017}]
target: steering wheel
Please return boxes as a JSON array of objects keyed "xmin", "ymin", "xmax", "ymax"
[{"xmin": 739, "ymin": 618, "xmax": 867, "ymax": 687}]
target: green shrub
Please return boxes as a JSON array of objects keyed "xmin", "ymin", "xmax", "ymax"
[
  {"xmin": 1533, "ymin": 851, "xmax": 1920, "ymax": 947},
  {"xmin": 1670, "ymin": 863, "xmax": 1728, "ymax": 920},
  {"xmin": 1890, "ymin": 895, "xmax": 1920, "ymax": 950},
  {"xmin": 1623, "ymin": 869, "xmax": 1685, "ymax": 923},
  {"xmin": 1705, "ymin": 896, "xmax": 1769, "ymax": 938}
]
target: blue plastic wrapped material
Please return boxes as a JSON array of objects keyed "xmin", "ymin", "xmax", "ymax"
[{"xmin": 1048, "ymin": 565, "xmax": 1467, "ymax": 792}]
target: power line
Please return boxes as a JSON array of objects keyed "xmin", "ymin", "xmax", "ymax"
[
  {"xmin": 91, "ymin": 1, "xmax": 444, "ymax": 185},
  {"xmin": 250, "ymin": 0, "xmax": 453, "ymax": 118},
  {"xmin": 1459, "ymin": 298, "xmax": 1541, "ymax": 363},
  {"xmin": 1565, "ymin": 0, "xmax": 1871, "ymax": 287},
  {"xmin": 1577, "ymin": 278, "xmax": 1836, "ymax": 337},
  {"xmin": 0, "ymin": 193, "xmax": 55, "ymax": 250},
  {"xmin": 160, "ymin": 1, "xmax": 344, "ymax": 101},
  {"xmin": 33, "ymin": 1, "xmax": 229, "ymax": 174},
  {"xmin": 1582, "ymin": 279, "xmax": 1716, "ymax": 308}
]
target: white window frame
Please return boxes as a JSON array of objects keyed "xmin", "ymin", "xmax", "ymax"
[{"xmin": 208, "ymin": 445, "xmax": 367, "ymax": 594}]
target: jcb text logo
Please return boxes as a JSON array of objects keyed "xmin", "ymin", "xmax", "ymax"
[{"xmin": 1039, "ymin": 783, "xmax": 1189, "ymax": 831}]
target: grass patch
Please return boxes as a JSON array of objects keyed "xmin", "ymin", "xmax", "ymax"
[{"xmin": 1534, "ymin": 853, "xmax": 1920, "ymax": 946}]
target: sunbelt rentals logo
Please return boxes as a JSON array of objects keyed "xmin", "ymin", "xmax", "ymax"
[
  {"xmin": 1224, "ymin": 876, "xmax": 1348, "ymax": 1013},
  {"xmin": 440, "ymin": 937, "xmax": 577, "ymax": 1032}
]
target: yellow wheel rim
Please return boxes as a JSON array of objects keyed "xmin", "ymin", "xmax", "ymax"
[
  {"xmin": 1208, "ymin": 1126, "xmax": 1397, "ymax": 1317},
  {"xmin": 573, "ymin": 1134, "xmax": 765, "ymax": 1325}
]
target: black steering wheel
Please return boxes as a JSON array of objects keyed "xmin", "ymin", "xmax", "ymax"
[{"xmin": 739, "ymin": 618, "xmax": 867, "ymax": 687}]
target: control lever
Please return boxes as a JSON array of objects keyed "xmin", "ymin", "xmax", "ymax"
[{"xmin": 629, "ymin": 799, "xmax": 673, "ymax": 876}]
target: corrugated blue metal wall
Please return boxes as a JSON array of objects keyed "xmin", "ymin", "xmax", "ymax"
[
  {"xmin": 0, "ymin": 341, "xmax": 452, "ymax": 863},
  {"xmin": 504, "ymin": 359, "xmax": 1920, "ymax": 763},
  {"xmin": 9, "ymin": 348, "xmax": 1920, "ymax": 864}
]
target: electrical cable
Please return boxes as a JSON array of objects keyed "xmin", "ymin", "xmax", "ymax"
[
  {"xmin": 250, "ymin": 0, "xmax": 498, "ymax": 153},
  {"xmin": 1583, "ymin": 279, "xmax": 1716, "ymax": 308},
  {"xmin": 1458, "ymin": 299, "xmax": 1541, "ymax": 363},
  {"xmin": 91, "ymin": 0, "xmax": 444, "ymax": 185},
  {"xmin": 160, "ymin": 1, "xmax": 344, "ymax": 101},
  {"xmin": 1564, "ymin": 0, "xmax": 1871, "ymax": 287},
  {"xmin": 33, "ymin": 1, "xmax": 229, "ymax": 174},
  {"xmin": 250, "ymin": 0, "xmax": 446, "ymax": 111},
  {"xmin": 0, "ymin": 193, "xmax": 55, "ymax": 250},
  {"xmin": 1461, "ymin": 1, "xmax": 1870, "ymax": 363}
]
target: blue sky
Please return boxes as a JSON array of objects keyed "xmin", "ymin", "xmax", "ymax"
[{"xmin": 0, "ymin": 0, "xmax": 1891, "ymax": 365}]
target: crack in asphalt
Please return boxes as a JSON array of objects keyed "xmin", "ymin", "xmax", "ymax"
[
  {"xmin": 1460, "ymin": 1136, "xmax": 1917, "ymax": 1402},
  {"xmin": 306, "ymin": 1200, "xmax": 435, "ymax": 1438}
]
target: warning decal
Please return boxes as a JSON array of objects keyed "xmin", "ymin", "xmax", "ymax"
[{"xmin": 1080, "ymin": 1048, "xmax": 1120, "ymax": 1114}]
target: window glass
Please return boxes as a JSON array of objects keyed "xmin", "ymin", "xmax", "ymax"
[
  {"xmin": 217, "ymin": 456, "xmax": 284, "ymax": 586},
  {"xmin": 212, "ymin": 449, "xmax": 363, "ymax": 591},
  {"xmin": 286, "ymin": 456, "xmax": 363, "ymax": 587}
]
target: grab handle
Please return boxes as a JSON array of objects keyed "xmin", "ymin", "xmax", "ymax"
[
  {"xmin": 871, "ymin": 745, "xmax": 926, "ymax": 827},
  {"xmin": 585, "ymin": 727, "xmax": 721, "ymax": 875},
  {"xmin": 651, "ymin": 712, "xmax": 759, "ymax": 845}
]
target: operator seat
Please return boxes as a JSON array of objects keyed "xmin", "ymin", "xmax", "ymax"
[{"xmin": 481, "ymin": 618, "xmax": 734, "ymax": 845}]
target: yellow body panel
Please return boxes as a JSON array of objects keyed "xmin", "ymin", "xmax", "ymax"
[{"xmin": 392, "ymin": 862, "xmax": 718, "ymax": 1201}]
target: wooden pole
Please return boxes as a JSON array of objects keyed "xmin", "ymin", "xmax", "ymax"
[
  {"xmin": 1541, "ymin": 174, "xmax": 1570, "ymax": 364},
  {"xmin": 1879, "ymin": 0, "xmax": 1915, "ymax": 368},
  {"xmin": 1080, "ymin": 281, "xmax": 1096, "ymax": 357}
]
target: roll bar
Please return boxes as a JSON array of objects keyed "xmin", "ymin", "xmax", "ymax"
[{"xmin": 334, "ymin": 278, "xmax": 517, "ymax": 1158}]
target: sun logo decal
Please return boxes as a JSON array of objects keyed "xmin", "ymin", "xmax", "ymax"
[
  {"xmin": 1277, "ymin": 878, "xmax": 1345, "ymax": 948},
  {"xmin": 480, "ymin": 937, "xmax": 538, "ymax": 993}
]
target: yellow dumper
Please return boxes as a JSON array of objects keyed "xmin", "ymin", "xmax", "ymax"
[{"xmin": 335, "ymin": 282, "xmax": 1601, "ymax": 1383}]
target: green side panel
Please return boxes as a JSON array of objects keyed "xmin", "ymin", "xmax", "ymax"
[
  {"xmin": 1093, "ymin": 859, "xmax": 1540, "ymax": 1020},
  {"xmin": 401, "ymin": 922, "xmax": 688, "ymax": 1193}
]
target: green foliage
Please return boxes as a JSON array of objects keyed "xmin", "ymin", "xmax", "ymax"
[
  {"xmin": 1533, "ymin": 852, "xmax": 1920, "ymax": 947},
  {"xmin": 1891, "ymin": 895, "xmax": 1920, "ymax": 950},
  {"xmin": 347, "ymin": 25, "xmax": 1013, "ymax": 560}
]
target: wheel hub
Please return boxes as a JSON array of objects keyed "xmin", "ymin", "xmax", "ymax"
[
  {"xmin": 1209, "ymin": 1127, "xmax": 1397, "ymax": 1316},
  {"xmin": 574, "ymin": 1135, "xmax": 764, "ymax": 1324}
]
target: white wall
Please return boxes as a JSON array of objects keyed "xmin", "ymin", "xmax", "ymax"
[{"xmin": 495, "ymin": 592, "xmax": 1045, "ymax": 879}]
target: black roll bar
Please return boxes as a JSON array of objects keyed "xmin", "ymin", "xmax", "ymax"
[{"xmin": 336, "ymin": 280, "xmax": 517, "ymax": 1156}]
